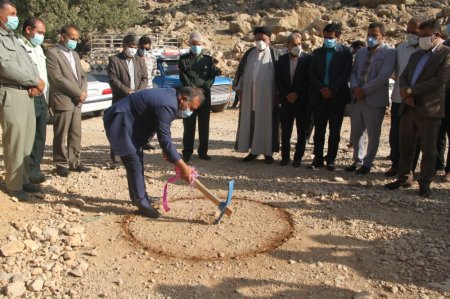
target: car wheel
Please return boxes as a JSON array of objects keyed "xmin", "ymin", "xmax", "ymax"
[
  {"xmin": 210, "ymin": 103, "xmax": 229, "ymax": 113},
  {"xmin": 93, "ymin": 110, "xmax": 105, "ymax": 117}
]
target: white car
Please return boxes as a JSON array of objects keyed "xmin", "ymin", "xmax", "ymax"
[{"xmin": 81, "ymin": 74, "xmax": 112, "ymax": 116}]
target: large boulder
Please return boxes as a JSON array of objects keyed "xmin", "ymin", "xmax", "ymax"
[
  {"xmin": 359, "ymin": 0, "xmax": 415, "ymax": 8},
  {"xmin": 229, "ymin": 21, "xmax": 252, "ymax": 34}
]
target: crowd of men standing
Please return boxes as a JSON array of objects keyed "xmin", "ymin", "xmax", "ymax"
[
  {"xmin": 235, "ymin": 19, "xmax": 450, "ymax": 198},
  {"xmin": 1, "ymin": 0, "xmax": 450, "ymax": 208}
]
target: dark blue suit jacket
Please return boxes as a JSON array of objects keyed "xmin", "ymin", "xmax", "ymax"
[
  {"xmin": 103, "ymin": 88, "xmax": 181, "ymax": 162},
  {"xmin": 309, "ymin": 44, "xmax": 352, "ymax": 107}
]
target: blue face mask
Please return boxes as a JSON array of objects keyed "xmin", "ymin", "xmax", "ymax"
[
  {"xmin": 4, "ymin": 15, "xmax": 19, "ymax": 31},
  {"xmin": 366, "ymin": 36, "xmax": 380, "ymax": 48},
  {"xmin": 66, "ymin": 39, "xmax": 78, "ymax": 51},
  {"xmin": 324, "ymin": 38, "xmax": 336, "ymax": 49},
  {"xmin": 138, "ymin": 48, "xmax": 147, "ymax": 57},
  {"xmin": 31, "ymin": 33, "xmax": 45, "ymax": 46},
  {"xmin": 180, "ymin": 108, "xmax": 193, "ymax": 118},
  {"xmin": 446, "ymin": 23, "xmax": 450, "ymax": 37},
  {"xmin": 191, "ymin": 45, "xmax": 202, "ymax": 56}
]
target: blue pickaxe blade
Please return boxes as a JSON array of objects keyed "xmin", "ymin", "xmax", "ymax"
[{"xmin": 214, "ymin": 179, "xmax": 235, "ymax": 225}]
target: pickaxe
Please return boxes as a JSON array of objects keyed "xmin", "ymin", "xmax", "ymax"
[{"xmin": 193, "ymin": 178, "xmax": 234, "ymax": 224}]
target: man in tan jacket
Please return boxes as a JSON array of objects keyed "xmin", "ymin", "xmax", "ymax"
[{"xmin": 46, "ymin": 25, "xmax": 88, "ymax": 177}]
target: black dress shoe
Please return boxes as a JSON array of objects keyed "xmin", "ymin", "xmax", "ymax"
[
  {"xmin": 198, "ymin": 154, "xmax": 211, "ymax": 160},
  {"xmin": 29, "ymin": 173, "xmax": 47, "ymax": 184},
  {"xmin": 345, "ymin": 163, "xmax": 358, "ymax": 172},
  {"xmin": 6, "ymin": 190, "xmax": 31, "ymax": 201},
  {"xmin": 55, "ymin": 166, "xmax": 70, "ymax": 177},
  {"xmin": 182, "ymin": 155, "xmax": 191, "ymax": 163},
  {"xmin": 326, "ymin": 163, "xmax": 336, "ymax": 171},
  {"xmin": 137, "ymin": 204, "xmax": 161, "ymax": 219},
  {"xmin": 385, "ymin": 178, "xmax": 413, "ymax": 190},
  {"xmin": 143, "ymin": 143, "xmax": 156, "ymax": 151},
  {"xmin": 385, "ymin": 167, "xmax": 398, "ymax": 177},
  {"xmin": 279, "ymin": 159, "xmax": 290, "ymax": 166},
  {"xmin": 293, "ymin": 160, "xmax": 301, "ymax": 168},
  {"xmin": 23, "ymin": 184, "xmax": 43, "ymax": 193},
  {"xmin": 242, "ymin": 153, "xmax": 257, "ymax": 162},
  {"xmin": 419, "ymin": 184, "xmax": 431, "ymax": 198},
  {"xmin": 264, "ymin": 156, "xmax": 274, "ymax": 164},
  {"xmin": 356, "ymin": 165, "xmax": 371, "ymax": 175},
  {"xmin": 307, "ymin": 161, "xmax": 323, "ymax": 170},
  {"xmin": 70, "ymin": 164, "xmax": 91, "ymax": 173}
]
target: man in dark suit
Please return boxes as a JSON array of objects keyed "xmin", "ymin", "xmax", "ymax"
[
  {"xmin": 386, "ymin": 19, "xmax": 450, "ymax": 197},
  {"xmin": 308, "ymin": 23, "xmax": 353, "ymax": 171},
  {"xmin": 107, "ymin": 34, "xmax": 148, "ymax": 167},
  {"xmin": 46, "ymin": 25, "xmax": 88, "ymax": 177},
  {"xmin": 276, "ymin": 32, "xmax": 311, "ymax": 167},
  {"xmin": 103, "ymin": 87, "xmax": 202, "ymax": 218}
]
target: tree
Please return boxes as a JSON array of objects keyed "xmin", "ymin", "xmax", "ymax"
[{"xmin": 16, "ymin": 0, "xmax": 144, "ymax": 40}]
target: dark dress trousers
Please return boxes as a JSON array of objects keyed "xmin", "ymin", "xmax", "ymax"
[
  {"xmin": 398, "ymin": 44, "xmax": 450, "ymax": 185},
  {"xmin": 308, "ymin": 44, "xmax": 353, "ymax": 165},
  {"xmin": 276, "ymin": 52, "xmax": 312, "ymax": 162},
  {"xmin": 103, "ymin": 88, "xmax": 181, "ymax": 205}
]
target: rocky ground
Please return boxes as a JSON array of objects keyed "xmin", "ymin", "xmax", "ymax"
[
  {"xmin": 122, "ymin": 0, "xmax": 450, "ymax": 76},
  {"xmin": 0, "ymin": 108, "xmax": 449, "ymax": 298}
]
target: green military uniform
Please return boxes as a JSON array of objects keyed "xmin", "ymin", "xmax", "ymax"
[
  {"xmin": 178, "ymin": 52, "xmax": 215, "ymax": 159},
  {"xmin": 18, "ymin": 35, "xmax": 49, "ymax": 183},
  {"xmin": 0, "ymin": 27, "xmax": 41, "ymax": 191}
]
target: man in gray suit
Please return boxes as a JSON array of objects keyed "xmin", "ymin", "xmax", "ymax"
[
  {"xmin": 346, "ymin": 22, "xmax": 396, "ymax": 175},
  {"xmin": 46, "ymin": 25, "xmax": 89, "ymax": 177},
  {"xmin": 386, "ymin": 19, "xmax": 450, "ymax": 197},
  {"xmin": 107, "ymin": 34, "xmax": 148, "ymax": 167}
]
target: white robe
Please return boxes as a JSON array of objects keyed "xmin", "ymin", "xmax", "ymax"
[{"xmin": 236, "ymin": 47, "xmax": 276, "ymax": 156}]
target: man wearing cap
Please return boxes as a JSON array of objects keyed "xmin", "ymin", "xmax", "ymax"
[
  {"xmin": 0, "ymin": 0, "xmax": 46, "ymax": 200},
  {"xmin": 178, "ymin": 32, "xmax": 216, "ymax": 162},
  {"xmin": 235, "ymin": 26, "xmax": 279, "ymax": 164},
  {"xmin": 18, "ymin": 17, "xmax": 49, "ymax": 184}
]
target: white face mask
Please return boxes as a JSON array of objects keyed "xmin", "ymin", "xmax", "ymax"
[
  {"xmin": 418, "ymin": 36, "xmax": 434, "ymax": 51},
  {"xmin": 125, "ymin": 47, "xmax": 137, "ymax": 57},
  {"xmin": 255, "ymin": 40, "xmax": 267, "ymax": 51},
  {"xmin": 290, "ymin": 45, "xmax": 301, "ymax": 56}
]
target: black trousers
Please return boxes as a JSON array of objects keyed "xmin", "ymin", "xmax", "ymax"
[
  {"xmin": 388, "ymin": 102, "xmax": 401, "ymax": 169},
  {"xmin": 29, "ymin": 95, "xmax": 47, "ymax": 179},
  {"xmin": 312, "ymin": 101, "xmax": 345, "ymax": 165},
  {"xmin": 280, "ymin": 101, "xmax": 310, "ymax": 161},
  {"xmin": 412, "ymin": 92, "xmax": 449, "ymax": 172},
  {"xmin": 437, "ymin": 89, "xmax": 450, "ymax": 173},
  {"xmin": 182, "ymin": 93, "xmax": 211, "ymax": 157}
]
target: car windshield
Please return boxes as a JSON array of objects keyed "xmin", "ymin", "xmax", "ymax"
[
  {"xmin": 160, "ymin": 60, "xmax": 179, "ymax": 76},
  {"xmin": 88, "ymin": 73, "xmax": 109, "ymax": 83}
]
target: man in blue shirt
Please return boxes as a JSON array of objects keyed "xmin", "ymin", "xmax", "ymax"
[
  {"xmin": 308, "ymin": 23, "xmax": 352, "ymax": 171},
  {"xmin": 103, "ymin": 87, "xmax": 203, "ymax": 218}
]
